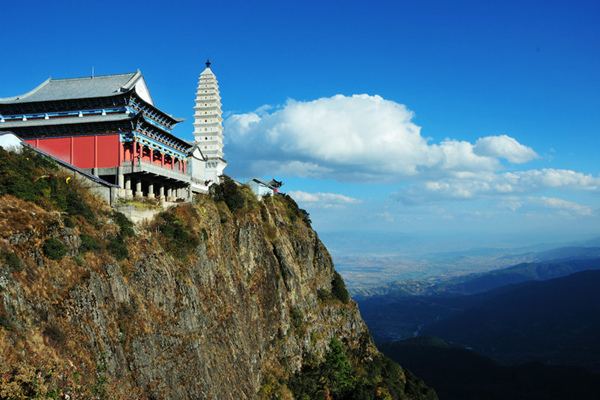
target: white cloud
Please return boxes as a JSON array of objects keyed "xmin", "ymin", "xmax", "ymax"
[
  {"xmin": 500, "ymin": 196, "xmax": 594, "ymax": 216},
  {"xmin": 288, "ymin": 190, "xmax": 361, "ymax": 209},
  {"xmin": 224, "ymin": 94, "xmax": 537, "ymax": 183},
  {"xmin": 393, "ymin": 169, "xmax": 600, "ymax": 204},
  {"xmin": 473, "ymin": 135, "xmax": 539, "ymax": 163},
  {"xmin": 530, "ymin": 196, "xmax": 594, "ymax": 216}
]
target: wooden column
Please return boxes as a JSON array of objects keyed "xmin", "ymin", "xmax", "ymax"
[{"xmin": 133, "ymin": 140, "xmax": 138, "ymax": 166}]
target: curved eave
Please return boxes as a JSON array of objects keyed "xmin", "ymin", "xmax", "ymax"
[
  {"xmin": 0, "ymin": 93, "xmax": 130, "ymax": 115},
  {"xmin": 135, "ymin": 115, "xmax": 192, "ymax": 151},
  {"xmin": 0, "ymin": 77, "xmax": 52, "ymax": 103},
  {"xmin": 0, "ymin": 113, "xmax": 136, "ymax": 129},
  {"xmin": 2, "ymin": 114, "xmax": 137, "ymax": 138},
  {"xmin": 130, "ymin": 91, "xmax": 184, "ymax": 127}
]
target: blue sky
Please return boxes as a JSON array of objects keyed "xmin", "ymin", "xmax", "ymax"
[{"xmin": 2, "ymin": 0, "xmax": 599, "ymax": 254}]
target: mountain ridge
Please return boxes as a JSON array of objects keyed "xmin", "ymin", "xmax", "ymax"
[{"xmin": 0, "ymin": 147, "xmax": 436, "ymax": 399}]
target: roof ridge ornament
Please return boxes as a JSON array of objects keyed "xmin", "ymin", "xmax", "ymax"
[{"xmin": 206, "ymin": 59, "xmax": 211, "ymax": 69}]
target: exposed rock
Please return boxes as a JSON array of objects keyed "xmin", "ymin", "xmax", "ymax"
[{"xmin": 0, "ymin": 193, "xmax": 435, "ymax": 399}]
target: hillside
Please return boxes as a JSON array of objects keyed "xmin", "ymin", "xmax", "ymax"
[
  {"xmin": 379, "ymin": 337, "xmax": 600, "ymax": 400},
  {"xmin": 0, "ymin": 147, "xmax": 436, "ymax": 399},
  {"xmin": 355, "ymin": 257, "xmax": 600, "ymax": 343},
  {"xmin": 422, "ymin": 270, "xmax": 600, "ymax": 371}
]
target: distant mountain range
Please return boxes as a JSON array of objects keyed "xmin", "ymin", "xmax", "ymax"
[
  {"xmin": 359, "ymin": 246, "xmax": 600, "ymax": 398},
  {"xmin": 421, "ymin": 269, "xmax": 600, "ymax": 372},
  {"xmin": 356, "ymin": 253, "xmax": 600, "ymax": 371},
  {"xmin": 379, "ymin": 337, "xmax": 600, "ymax": 400},
  {"xmin": 352, "ymin": 247, "xmax": 600, "ymax": 298}
]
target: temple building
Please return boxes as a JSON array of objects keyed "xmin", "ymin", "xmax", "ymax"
[{"xmin": 0, "ymin": 63, "xmax": 226, "ymax": 202}]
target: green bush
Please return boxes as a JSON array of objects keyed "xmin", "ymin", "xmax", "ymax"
[
  {"xmin": 0, "ymin": 313, "xmax": 13, "ymax": 331},
  {"xmin": 332, "ymin": 272, "xmax": 350, "ymax": 304},
  {"xmin": 288, "ymin": 338, "xmax": 419, "ymax": 400},
  {"xmin": 276, "ymin": 193, "xmax": 312, "ymax": 227},
  {"xmin": 157, "ymin": 211, "xmax": 200, "ymax": 260},
  {"xmin": 66, "ymin": 191, "xmax": 94, "ymax": 220},
  {"xmin": 3, "ymin": 252, "xmax": 24, "ymax": 272},
  {"xmin": 209, "ymin": 175, "xmax": 257, "ymax": 212},
  {"xmin": 42, "ymin": 238, "xmax": 66, "ymax": 260},
  {"xmin": 108, "ymin": 235, "xmax": 128, "ymax": 260},
  {"xmin": 113, "ymin": 212, "xmax": 135, "ymax": 237},
  {"xmin": 63, "ymin": 215, "xmax": 75, "ymax": 228},
  {"xmin": 80, "ymin": 233, "xmax": 100, "ymax": 253}
]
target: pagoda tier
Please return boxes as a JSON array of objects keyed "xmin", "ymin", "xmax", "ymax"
[{"xmin": 193, "ymin": 65, "xmax": 225, "ymax": 160}]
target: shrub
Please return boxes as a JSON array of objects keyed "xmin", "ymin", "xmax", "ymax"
[
  {"xmin": 332, "ymin": 271, "xmax": 350, "ymax": 304},
  {"xmin": 317, "ymin": 288, "xmax": 333, "ymax": 302},
  {"xmin": 277, "ymin": 193, "xmax": 311, "ymax": 227},
  {"xmin": 42, "ymin": 238, "xmax": 66, "ymax": 260},
  {"xmin": 157, "ymin": 211, "xmax": 200, "ymax": 260},
  {"xmin": 209, "ymin": 175, "xmax": 257, "ymax": 212},
  {"xmin": 66, "ymin": 191, "xmax": 94, "ymax": 220},
  {"xmin": 63, "ymin": 215, "xmax": 75, "ymax": 228},
  {"xmin": 80, "ymin": 233, "xmax": 100, "ymax": 253},
  {"xmin": 3, "ymin": 252, "xmax": 24, "ymax": 272},
  {"xmin": 108, "ymin": 235, "xmax": 128, "ymax": 260},
  {"xmin": 113, "ymin": 211, "xmax": 135, "ymax": 237},
  {"xmin": 0, "ymin": 314, "xmax": 13, "ymax": 330}
]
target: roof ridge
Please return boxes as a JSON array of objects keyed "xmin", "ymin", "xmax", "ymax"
[{"xmin": 50, "ymin": 71, "xmax": 139, "ymax": 82}]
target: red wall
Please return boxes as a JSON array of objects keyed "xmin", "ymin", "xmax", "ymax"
[
  {"xmin": 26, "ymin": 135, "xmax": 121, "ymax": 169},
  {"xmin": 72, "ymin": 136, "xmax": 94, "ymax": 168},
  {"xmin": 96, "ymin": 135, "xmax": 120, "ymax": 167}
]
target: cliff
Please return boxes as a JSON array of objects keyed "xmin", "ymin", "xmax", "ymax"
[{"xmin": 0, "ymin": 147, "xmax": 436, "ymax": 399}]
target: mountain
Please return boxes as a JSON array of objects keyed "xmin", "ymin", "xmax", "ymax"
[
  {"xmin": 351, "ymin": 254, "xmax": 600, "ymax": 299},
  {"xmin": 0, "ymin": 147, "xmax": 436, "ymax": 399},
  {"xmin": 379, "ymin": 337, "xmax": 600, "ymax": 400},
  {"xmin": 421, "ymin": 270, "xmax": 600, "ymax": 372},
  {"xmin": 354, "ymin": 257, "xmax": 600, "ymax": 343}
]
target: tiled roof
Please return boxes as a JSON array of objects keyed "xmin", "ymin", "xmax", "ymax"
[
  {"xmin": 0, "ymin": 114, "xmax": 135, "ymax": 129},
  {"xmin": 0, "ymin": 72, "xmax": 142, "ymax": 104}
]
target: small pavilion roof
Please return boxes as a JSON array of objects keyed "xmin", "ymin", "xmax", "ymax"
[{"xmin": 0, "ymin": 72, "xmax": 143, "ymax": 104}]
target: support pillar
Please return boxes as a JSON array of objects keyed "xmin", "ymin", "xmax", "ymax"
[
  {"xmin": 125, "ymin": 176, "xmax": 132, "ymax": 198},
  {"xmin": 167, "ymin": 187, "xmax": 173, "ymax": 202},
  {"xmin": 148, "ymin": 182, "xmax": 155, "ymax": 199},
  {"xmin": 117, "ymin": 167, "xmax": 124, "ymax": 188},
  {"xmin": 159, "ymin": 185, "xmax": 165, "ymax": 206},
  {"xmin": 135, "ymin": 180, "xmax": 143, "ymax": 198}
]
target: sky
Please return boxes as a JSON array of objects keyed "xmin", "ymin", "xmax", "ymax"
[{"xmin": 1, "ymin": 0, "xmax": 599, "ymax": 256}]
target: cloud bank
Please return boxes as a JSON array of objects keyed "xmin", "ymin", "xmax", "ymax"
[
  {"xmin": 224, "ymin": 94, "xmax": 538, "ymax": 183},
  {"xmin": 392, "ymin": 169, "xmax": 600, "ymax": 204},
  {"xmin": 225, "ymin": 94, "xmax": 598, "ymax": 210}
]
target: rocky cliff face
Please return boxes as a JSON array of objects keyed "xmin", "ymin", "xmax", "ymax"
[{"xmin": 0, "ymin": 149, "xmax": 435, "ymax": 399}]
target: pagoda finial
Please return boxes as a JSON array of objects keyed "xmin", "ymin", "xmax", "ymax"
[{"xmin": 206, "ymin": 59, "xmax": 211, "ymax": 69}]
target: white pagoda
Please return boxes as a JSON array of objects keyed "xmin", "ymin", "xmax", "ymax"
[{"xmin": 191, "ymin": 60, "xmax": 226, "ymax": 184}]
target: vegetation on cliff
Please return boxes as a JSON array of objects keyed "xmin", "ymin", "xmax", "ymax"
[{"xmin": 0, "ymin": 148, "xmax": 435, "ymax": 399}]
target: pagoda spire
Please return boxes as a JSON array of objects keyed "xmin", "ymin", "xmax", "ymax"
[{"xmin": 191, "ymin": 62, "xmax": 226, "ymax": 183}]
